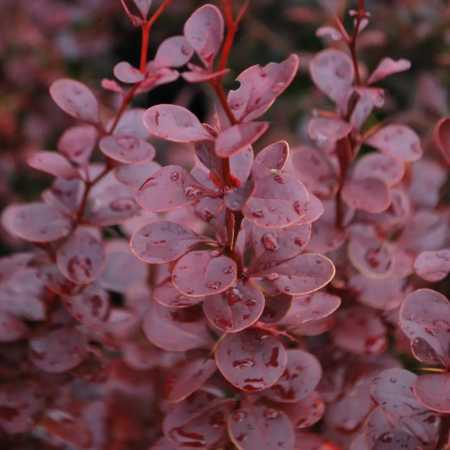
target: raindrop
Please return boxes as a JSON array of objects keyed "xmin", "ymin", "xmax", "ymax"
[
  {"xmin": 262, "ymin": 233, "xmax": 279, "ymax": 251},
  {"xmin": 223, "ymin": 266, "xmax": 234, "ymax": 274},
  {"xmin": 233, "ymin": 359, "xmax": 255, "ymax": 369},
  {"xmin": 170, "ymin": 172, "xmax": 179, "ymax": 181},
  {"xmin": 206, "ymin": 281, "xmax": 221, "ymax": 290},
  {"xmin": 264, "ymin": 408, "xmax": 279, "ymax": 420}
]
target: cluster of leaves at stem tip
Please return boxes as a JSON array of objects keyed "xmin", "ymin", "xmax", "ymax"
[{"xmin": 2, "ymin": 0, "xmax": 450, "ymax": 449}]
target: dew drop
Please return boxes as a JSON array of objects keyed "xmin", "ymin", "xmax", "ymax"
[
  {"xmin": 266, "ymin": 273, "xmax": 279, "ymax": 281},
  {"xmin": 264, "ymin": 408, "xmax": 279, "ymax": 420},
  {"xmin": 170, "ymin": 172, "xmax": 179, "ymax": 181},
  {"xmin": 227, "ymin": 289, "xmax": 242, "ymax": 306},
  {"xmin": 252, "ymin": 210, "xmax": 264, "ymax": 219},
  {"xmin": 233, "ymin": 359, "xmax": 255, "ymax": 369},
  {"xmin": 262, "ymin": 233, "xmax": 279, "ymax": 251},
  {"xmin": 206, "ymin": 281, "xmax": 221, "ymax": 290},
  {"xmin": 233, "ymin": 411, "xmax": 247, "ymax": 422},
  {"xmin": 68, "ymin": 256, "xmax": 92, "ymax": 280},
  {"xmin": 223, "ymin": 266, "xmax": 234, "ymax": 274}
]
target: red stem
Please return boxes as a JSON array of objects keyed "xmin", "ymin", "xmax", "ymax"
[{"xmin": 350, "ymin": 0, "xmax": 364, "ymax": 86}]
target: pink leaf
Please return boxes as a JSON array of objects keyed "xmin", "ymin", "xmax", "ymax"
[
  {"xmin": 184, "ymin": 5, "xmax": 224, "ymax": 69},
  {"xmin": 310, "ymin": 49, "xmax": 354, "ymax": 105},
  {"xmin": 153, "ymin": 36, "xmax": 193, "ymax": 68},
  {"xmin": 154, "ymin": 278, "xmax": 204, "ymax": 308},
  {"xmin": 252, "ymin": 141, "xmax": 289, "ymax": 178},
  {"xmin": 99, "ymin": 135, "xmax": 155, "ymax": 163},
  {"xmin": 163, "ymin": 357, "xmax": 217, "ymax": 402},
  {"xmin": 414, "ymin": 250, "xmax": 450, "ymax": 282},
  {"xmin": 228, "ymin": 404, "xmax": 295, "ymax": 450},
  {"xmin": 367, "ymin": 58, "xmax": 411, "ymax": 85},
  {"xmin": 316, "ymin": 26, "xmax": 343, "ymax": 40},
  {"xmin": 29, "ymin": 327, "xmax": 88, "ymax": 373},
  {"xmin": 308, "ymin": 117, "xmax": 352, "ymax": 143},
  {"xmin": 265, "ymin": 349, "xmax": 322, "ymax": 403},
  {"xmin": 57, "ymin": 125, "xmax": 97, "ymax": 166},
  {"xmin": 111, "ymin": 108, "xmax": 151, "ymax": 139},
  {"xmin": 353, "ymin": 153, "xmax": 405, "ymax": 186},
  {"xmin": 10, "ymin": 203, "xmax": 72, "ymax": 243},
  {"xmin": 114, "ymin": 160, "xmax": 161, "ymax": 188},
  {"xmin": 251, "ymin": 253, "xmax": 335, "ymax": 296},
  {"xmin": 28, "ymin": 151, "xmax": 79, "ymax": 180},
  {"xmin": 0, "ymin": 312, "xmax": 28, "ymax": 342},
  {"xmin": 365, "ymin": 125, "xmax": 423, "ymax": 162},
  {"xmin": 280, "ymin": 392, "xmax": 325, "ymax": 429},
  {"xmin": 143, "ymin": 105, "xmax": 213, "ymax": 142},
  {"xmin": 203, "ymin": 281, "xmax": 265, "ymax": 332},
  {"xmin": 182, "ymin": 66, "xmax": 230, "ymax": 82},
  {"xmin": 228, "ymin": 54, "xmax": 299, "ymax": 122},
  {"xmin": 435, "ymin": 117, "xmax": 450, "ymax": 167},
  {"xmin": 224, "ymin": 179, "xmax": 256, "ymax": 211},
  {"xmin": 172, "ymin": 250, "xmax": 237, "ymax": 297},
  {"xmin": 215, "ymin": 122, "xmax": 269, "ymax": 157},
  {"xmin": 113, "ymin": 61, "xmax": 145, "ymax": 83},
  {"xmin": 242, "ymin": 173, "xmax": 309, "ymax": 229},
  {"xmin": 342, "ymin": 177, "xmax": 391, "ymax": 213},
  {"xmin": 216, "ymin": 328, "xmax": 287, "ymax": 391},
  {"xmin": 136, "ymin": 165, "xmax": 210, "ymax": 212},
  {"xmin": 50, "ymin": 78, "xmax": 99, "ymax": 123},
  {"xmin": 414, "ymin": 373, "xmax": 450, "ymax": 413},
  {"xmin": 131, "ymin": 220, "xmax": 214, "ymax": 264}
]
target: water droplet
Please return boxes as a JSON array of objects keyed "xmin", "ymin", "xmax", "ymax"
[
  {"xmin": 206, "ymin": 281, "xmax": 221, "ymax": 290},
  {"xmin": 433, "ymin": 319, "xmax": 449, "ymax": 328},
  {"xmin": 227, "ymin": 288, "xmax": 242, "ymax": 306},
  {"xmin": 264, "ymin": 408, "xmax": 279, "ymax": 420},
  {"xmin": 170, "ymin": 172, "xmax": 179, "ymax": 181},
  {"xmin": 110, "ymin": 198, "xmax": 134, "ymax": 211},
  {"xmin": 233, "ymin": 411, "xmax": 247, "ymax": 422},
  {"xmin": 335, "ymin": 64, "xmax": 348, "ymax": 79},
  {"xmin": 184, "ymin": 185, "xmax": 203, "ymax": 197},
  {"xmin": 223, "ymin": 266, "xmax": 234, "ymax": 274},
  {"xmin": 68, "ymin": 256, "xmax": 92, "ymax": 280},
  {"xmin": 233, "ymin": 358, "xmax": 255, "ymax": 369},
  {"xmin": 252, "ymin": 210, "xmax": 264, "ymax": 219},
  {"xmin": 209, "ymin": 250, "xmax": 221, "ymax": 258},
  {"xmin": 266, "ymin": 273, "xmax": 279, "ymax": 281},
  {"xmin": 262, "ymin": 233, "xmax": 279, "ymax": 251},
  {"xmin": 273, "ymin": 174, "xmax": 284, "ymax": 184}
]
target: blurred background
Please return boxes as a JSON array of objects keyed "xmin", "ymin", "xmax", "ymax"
[{"xmin": 0, "ymin": 0, "xmax": 449, "ymax": 255}]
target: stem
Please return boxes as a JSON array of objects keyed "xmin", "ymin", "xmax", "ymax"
[
  {"xmin": 210, "ymin": 81, "xmax": 237, "ymax": 126},
  {"xmin": 140, "ymin": 22, "xmax": 151, "ymax": 73},
  {"xmin": 349, "ymin": 0, "xmax": 365, "ymax": 86},
  {"xmin": 146, "ymin": 0, "xmax": 174, "ymax": 31},
  {"xmin": 436, "ymin": 414, "xmax": 450, "ymax": 450}
]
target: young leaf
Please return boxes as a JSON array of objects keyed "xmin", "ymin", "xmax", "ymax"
[
  {"xmin": 113, "ymin": 61, "xmax": 145, "ymax": 83},
  {"xmin": 50, "ymin": 79, "xmax": 99, "ymax": 123},
  {"xmin": 172, "ymin": 250, "xmax": 237, "ymax": 297},
  {"xmin": 367, "ymin": 58, "xmax": 411, "ymax": 85}
]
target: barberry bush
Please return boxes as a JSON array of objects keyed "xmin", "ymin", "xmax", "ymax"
[{"xmin": 1, "ymin": 0, "xmax": 450, "ymax": 449}]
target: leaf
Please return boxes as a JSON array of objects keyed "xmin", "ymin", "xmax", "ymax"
[
  {"xmin": 353, "ymin": 153, "xmax": 405, "ymax": 186},
  {"xmin": 251, "ymin": 253, "xmax": 335, "ymax": 296},
  {"xmin": 202, "ymin": 281, "xmax": 265, "ymax": 332},
  {"xmin": 163, "ymin": 357, "xmax": 217, "ymax": 402},
  {"xmin": 242, "ymin": 173, "xmax": 309, "ymax": 229},
  {"xmin": 248, "ymin": 223, "xmax": 312, "ymax": 274},
  {"xmin": 252, "ymin": 141, "xmax": 289, "ymax": 178},
  {"xmin": 331, "ymin": 306, "xmax": 387, "ymax": 356},
  {"xmin": 56, "ymin": 227, "xmax": 105, "ymax": 284},
  {"xmin": 182, "ymin": 66, "xmax": 230, "ymax": 82},
  {"xmin": 367, "ymin": 58, "xmax": 411, "ymax": 85},
  {"xmin": 136, "ymin": 165, "xmax": 211, "ymax": 213},
  {"xmin": 28, "ymin": 151, "xmax": 79, "ymax": 180},
  {"xmin": 348, "ymin": 236, "xmax": 394, "ymax": 279},
  {"xmin": 50, "ymin": 79, "xmax": 99, "ymax": 123},
  {"xmin": 111, "ymin": 108, "xmax": 151, "ymax": 140},
  {"xmin": 228, "ymin": 404, "xmax": 295, "ymax": 450},
  {"xmin": 309, "ymin": 49, "xmax": 354, "ymax": 106},
  {"xmin": 113, "ymin": 61, "xmax": 145, "ymax": 83},
  {"xmin": 153, "ymin": 36, "xmax": 193, "ymax": 68},
  {"xmin": 342, "ymin": 178, "xmax": 391, "ymax": 213},
  {"xmin": 414, "ymin": 373, "xmax": 450, "ymax": 413},
  {"xmin": 62, "ymin": 285, "xmax": 110, "ymax": 328},
  {"xmin": 215, "ymin": 328, "xmax": 287, "ymax": 391},
  {"xmin": 370, "ymin": 368, "xmax": 426, "ymax": 417},
  {"xmin": 154, "ymin": 279, "xmax": 204, "ymax": 308},
  {"xmin": 435, "ymin": 117, "xmax": 450, "ymax": 167},
  {"xmin": 173, "ymin": 250, "xmax": 237, "ymax": 297},
  {"xmin": 184, "ymin": 5, "xmax": 224, "ymax": 69},
  {"xmin": 215, "ymin": 122, "xmax": 269, "ymax": 158},
  {"xmin": 265, "ymin": 349, "xmax": 322, "ymax": 403},
  {"xmin": 10, "ymin": 202, "xmax": 72, "ymax": 243},
  {"xmin": 144, "ymin": 302, "xmax": 213, "ymax": 352},
  {"xmin": 224, "ymin": 179, "xmax": 256, "ymax": 211},
  {"xmin": 316, "ymin": 26, "xmax": 343, "ymax": 40},
  {"xmin": 45, "ymin": 178, "xmax": 82, "ymax": 214},
  {"xmin": 132, "ymin": 0, "xmax": 153, "ymax": 19},
  {"xmin": 365, "ymin": 125, "xmax": 423, "ymax": 162},
  {"xmin": 114, "ymin": 160, "xmax": 161, "ymax": 188},
  {"xmin": 39, "ymin": 410, "xmax": 93, "ymax": 450},
  {"xmin": 0, "ymin": 252, "xmax": 33, "ymax": 285},
  {"xmin": 373, "ymin": 431, "xmax": 421, "ymax": 450},
  {"xmin": 57, "ymin": 125, "xmax": 97, "ymax": 166},
  {"xmin": 0, "ymin": 312, "xmax": 28, "ymax": 342},
  {"xmin": 414, "ymin": 250, "xmax": 450, "ymax": 282},
  {"xmin": 163, "ymin": 391, "xmax": 234, "ymax": 448},
  {"xmin": 0, "ymin": 382, "xmax": 45, "ymax": 434},
  {"xmin": 308, "ymin": 117, "xmax": 352, "ymax": 143},
  {"xmin": 143, "ymin": 105, "xmax": 213, "ymax": 142},
  {"xmin": 29, "ymin": 327, "xmax": 88, "ymax": 373},
  {"xmin": 131, "ymin": 220, "xmax": 215, "ymax": 264},
  {"xmin": 228, "ymin": 54, "xmax": 299, "ymax": 122},
  {"xmin": 99, "ymin": 135, "xmax": 155, "ymax": 163},
  {"xmin": 260, "ymin": 294, "xmax": 292, "ymax": 324},
  {"xmin": 279, "ymin": 392, "xmax": 325, "ymax": 429}
]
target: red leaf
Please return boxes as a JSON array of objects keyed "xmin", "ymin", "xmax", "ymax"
[
  {"xmin": 113, "ymin": 61, "xmax": 145, "ymax": 83},
  {"xmin": 308, "ymin": 117, "xmax": 352, "ymax": 143},
  {"xmin": 215, "ymin": 328, "xmax": 287, "ymax": 391},
  {"xmin": 414, "ymin": 373, "xmax": 450, "ymax": 413},
  {"xmin": 279, "ymin": 392, "xmax": 325, "ymax": 429},
  {"xmin": 153, "ymin": 36, "xmax": 193, "ymax": 68},
  {"xmin": 154, "ymin": 279, "xmax": 204, "ymax": 308},
  {"xmin": 435, "ymin": 117, "xmax": 450, "ymax": 167},
  {"xmin": 414, "ymin": 250, "xmax": 450, "ymax": 282},
  {"xmin": 342, "ymin": 177, "xmax": 391, "ymax": 213},
  {"xmin": 57, "ymin": 125, "xmax": 97, "ymax": 166},
  {"xmin": 367, "ymin": 58, "xmax": 411, "ymax": 85},
  {"xmin": 50, "ymin": 78, "xmax": 99, "ymax": 123},
  {"xmin": 0, "ymin": 312, "xmax": 28, "ymax": 342},
  {"xmin": 99, "ymin": 135, "xmax": 155, "ymax": 163},
  {"xmin": 353, "ymin": 153, "xmax": 405, "ymax": 186},
  {"xmin": 28, "ymin": 151, "xmax": 79, "ymax": 180},
  {"xmin": 252, "ymin": 141, "xmax": 289, "ymax": 178}
]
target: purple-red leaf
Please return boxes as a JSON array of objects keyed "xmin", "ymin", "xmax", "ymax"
[
  {"xmin": 0, "ymin": 312, "xmax": 28, "ymax": 342},
  {"xmin": 310, "ymin": 49, "xmax": 354, "ymax": 106},
  {"xmin": 154, "ymin": 279, "xmax": 204, "ymax": 308},
  {"xmin": 342, "ymin": 177, "xmax": 391, "ymax": 213},
  {"xmin": 215, "ymin": 328, "xmax": 287, "ymax": 391},
  {"xmin": 228, "ymin": 54, "xmax": 299, "ymax": 122},
  {"xmin": 203, "ymin": 281, "xmax": 265, "ymax": 332},
  {"xmin": 50, "ymin": 79, "xmax": 99, "ymax": 123},
  {"xmin": 173, "ymin": 250, "xmax": 237, "ymax": 297},
  {"xmin": 414, "ymin": 373, "xmax": 450, "ymax": 413},
  {"xmin": 131, "ymin": 220, "xmax": 214, "ymax": 264},
  {"xmin": 414, "ymin": 250, "xmax": 450, "ymax": 282},
  {"xmin": 153, "ymin": 36, "xmax": 193, "ymax": 68},
  {"xmin": 242, "ymin": 173, "xmax": 309, "ymax": 229},
  {"xmin": 57, "ymin": 125, "xmax": 97, "ymax": 166},
  {"xmin": 281, "ymin": 392, "xmax": 325, "ymax": 429},
  {"xmin": 113, "ymin": 61, "xmax": 145, "ymax": 83},
  {"xmin": 99, "ymin": 135, "xmax": 155, "ymax": 163},
  {"xmin": 143, "ymin": 105, "xmax": 213, "ymax": 142},
  {"xmin": 308, "ymin": 117, "xmax": 352, "ymax": 143},
  {"xmin": 435, "ymin": 117, "xmax": 450, "ymax": 167},
  {"xmin": 215, "ymin": 122, "xmax": 269, "ymax": 158},
  {"xmin": 28, "ymin": 151, "xmax": 79, "ymax": 180},
  {"xmin": 365, "ymin": 125, "xmax": 423, "ymax": 162},
  {"xmin": 29, "ymin": 327, "xmax": 87, "ymax": 373},
  {"xmin": 252, "ymin": 141, "xmax": 289, "ymax": 178},
  {"xmin": 114, "ymin": 160, "xmax": 161, "ymax": 188},
  {"xmin": 184, "ymin": 5, "xmax": 224, "ymax": 69},
  {"xmin": 56, "ymin": 227, "xmax": 105, "ymax": 284},
  {"xmin": 265, "ymin": 349, "xmax": 322, "ymax": 403},
  {"xmin": 367, "ymin": 58, "xmax": 411, "ymax": 85},
  {"xmin": 353, "ymin": 153, "xmax": 405, "ymax": 186},
  {"xmin": 163, "ymin": 357, "xmax": 217, "ymax": 402},
  {"xmin": 224, "ymin": 179, "xmax": 256, "ymax": 211}
]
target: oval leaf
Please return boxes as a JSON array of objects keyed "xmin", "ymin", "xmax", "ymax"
[
  {"xmin": 342, "ymin": 177, "xmax": 391, "ymax": 213},
  {"xmin": 414, "ymin": 250, "xmax": 450, "ymax": 282},
  {"xmin": 252, "ymin": 141, "xmax": 289, "ymax": 178},
  {"xmin": 99, "ymin": 135, "xmax": 155, "ymax": 163}
]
